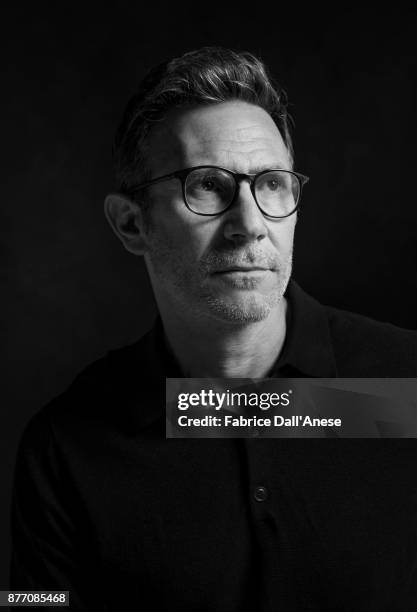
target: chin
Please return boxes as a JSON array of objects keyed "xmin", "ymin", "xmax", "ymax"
[{"xmin": 204, "ymin": 293, "xmax": 280, "ymax": 324}]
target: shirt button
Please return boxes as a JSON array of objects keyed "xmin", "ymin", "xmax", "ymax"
[{"xmin": 254, "ymin": 485, "xmax": 268, "ymax": 502}]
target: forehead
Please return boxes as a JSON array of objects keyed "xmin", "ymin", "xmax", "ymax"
[{"xmin": 147, "ymin": 100, "xmax": 291, "ymax": 176}]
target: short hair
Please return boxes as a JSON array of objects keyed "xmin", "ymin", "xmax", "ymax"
[{"xmin": 113, "ymin": 46, "xmax": 294, "ymax": 195}]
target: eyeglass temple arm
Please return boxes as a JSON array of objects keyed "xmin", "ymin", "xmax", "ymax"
[{"xmin": 128, "ymin": 172, "xmax": 180, "ymax": 195}]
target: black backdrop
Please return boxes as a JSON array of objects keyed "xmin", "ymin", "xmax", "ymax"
[{"xmin": 2, "ymin": 6, "xmax": 417, "ymax": 587}]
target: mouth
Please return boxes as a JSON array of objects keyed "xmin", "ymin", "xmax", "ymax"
[
  {"xmin": 214, "ymin": 267, "xmax": 271, "ymax": 274},
  {"xmin": 211, "ymin": 268, "xmax": 273, "ymax": 288}
]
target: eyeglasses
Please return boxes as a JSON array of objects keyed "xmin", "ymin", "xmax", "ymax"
[{"xmin": 126, "ymin": 165, "xmax": 309, "ymax": 218}]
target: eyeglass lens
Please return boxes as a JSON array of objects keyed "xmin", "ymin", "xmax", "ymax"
[{"xmin": 184, "ymin": 168, "xmax": 300, "ymax": 216}]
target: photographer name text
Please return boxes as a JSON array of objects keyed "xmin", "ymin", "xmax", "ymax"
[{"xmin": 177, "ymin": 415, "xmax": 342, "ymax": 428}]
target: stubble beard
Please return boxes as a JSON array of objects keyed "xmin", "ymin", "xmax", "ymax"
[
  {"xmin": 146, "ymin": 236, "xmax": 293, "ymax": 326},
  {"xmin": 202, "ymin": 252, "xmax": 293, "ymax": 324}
]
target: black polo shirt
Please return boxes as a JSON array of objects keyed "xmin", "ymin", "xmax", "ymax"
[{"xmin": 10, "ymin": 281, "xmax": 417, "ymax": 611}]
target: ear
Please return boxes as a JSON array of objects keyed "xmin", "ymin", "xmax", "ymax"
[{"xmin": 104, "ymin": 193, "xmax": 149, "ymax": 256}]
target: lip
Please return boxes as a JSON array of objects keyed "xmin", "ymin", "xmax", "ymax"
[{"xmin": 214, "ymin": 267, "xmax": 270, "ymax": 273}]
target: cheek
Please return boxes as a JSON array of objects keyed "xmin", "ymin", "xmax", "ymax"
[
  {"xmin": 156, "ymin": 207, "xmax": 216, "ymax": 260},
  {"xmin": 269, "ymin": 219, "xmax": 296, "ymax": 254},
  {"xmin": 147, "ymin": 215, "xmax": 208, "ymax": 267}
]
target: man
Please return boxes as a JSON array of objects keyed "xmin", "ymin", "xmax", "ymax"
[{"xmin": 10, "ymin": 47, "xmax": 417, "ymax": 611}]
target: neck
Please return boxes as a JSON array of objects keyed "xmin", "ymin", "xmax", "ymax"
[{"xmin": 158, "ymin": 300, "xmax": 288, "ymax": 378}]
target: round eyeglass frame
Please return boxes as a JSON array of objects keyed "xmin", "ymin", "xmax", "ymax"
[{"xmin": 126, "ymin": 165, "xmax": 310, "ymax": 218}]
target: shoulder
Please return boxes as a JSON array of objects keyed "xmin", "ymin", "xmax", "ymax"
[
  {"xmin": 18, "ymin": 325, "xmax": 158, "ymax": 454},
  {"xmin": 324, "ymin": 305, "xmax": 417, "ymax": 376}
]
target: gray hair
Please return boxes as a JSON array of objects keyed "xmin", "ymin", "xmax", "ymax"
[{"xmin": 113, "ymin": 46, "xmax": 294, "ymax": 194}]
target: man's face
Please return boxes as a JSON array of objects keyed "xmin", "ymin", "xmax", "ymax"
[{"xmin": 141, "ymin": 100, "xmax": 297, "ymax": 324}]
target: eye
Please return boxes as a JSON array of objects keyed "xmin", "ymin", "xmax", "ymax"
[
  {"xmin": 266, "ymin": 179, "xmax": 281, "ymax": 191},
  {"xmin": 201, "ymin": 178, "xmax": 217, "ymax": 191},
  {"xmin": 186, "ymin": 169, "xmax": 233, "ymax": 201}
]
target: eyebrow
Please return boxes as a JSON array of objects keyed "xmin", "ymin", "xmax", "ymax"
[{"xmin": 248, "ymin": 162, "xmax": 290, "ymax": 173}]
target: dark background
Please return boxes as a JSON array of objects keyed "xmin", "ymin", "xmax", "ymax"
[{"xmin": 2, "ymin": 6, "xmax": 417, "ymax": 587}]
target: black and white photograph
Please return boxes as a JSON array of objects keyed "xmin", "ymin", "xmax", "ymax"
[{"xmin": 2, "ymin": 6, "xmax": 417, "ymax": 610}]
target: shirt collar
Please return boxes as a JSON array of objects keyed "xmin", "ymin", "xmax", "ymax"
[
  {"xmin": 271, "ymin": 280, "xmax": 338, "ymax": 377},
  {"xmin": 123, "ymin": 279, "xmax": 337, "ymax": 430},
  {"xmin": 147, "ymin": 279, "xmax": 337, "ymax": 379}
]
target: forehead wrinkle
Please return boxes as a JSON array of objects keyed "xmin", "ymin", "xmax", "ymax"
[
  {"xmin": 187, "ymin": 131, "xmax": 284, "ymax": 155},
  {"xmin": 184, "ymin": 134, "xmax": 290, "ymax": 171},
  {"xmin": 191, "ymin": 149, "xmax": 285, "ymax": 173},
  {"xmin": 191, "ymin": 137, "xmax": 279, "ymax": 152},
  {"xmin": 148, "ymin": 103, "xmax": 290, "ymax": 174},
  {"xmin": 189, "ymin": 124, "xmax": 279, "ymax": 144},
  {"xmin": 194, "ymin": 121, "xmax": 277, "ymax": 140}
]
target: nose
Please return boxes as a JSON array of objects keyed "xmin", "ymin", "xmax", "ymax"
[{"xmin": 222, "ymin": 180, "xmax": 267, "ymax": 244}]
